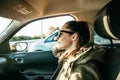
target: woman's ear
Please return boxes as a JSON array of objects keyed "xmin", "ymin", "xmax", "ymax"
[{"xmin": 71, "ymin": 33, "xmax": 79, "ymax": 41}]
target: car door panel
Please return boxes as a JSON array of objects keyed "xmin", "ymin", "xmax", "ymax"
[{"xmin": 0, "ymin": 51, "xmax": 58, "ymax": 80}]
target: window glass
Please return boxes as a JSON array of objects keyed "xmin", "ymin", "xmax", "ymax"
[
  {"xmin": 10, "ymin": 15, "xmax": 75, "ymax": 52},
  {"xmin": 14, "ymin": 16, "xmax": 74, "ymax": 38},
  {"xmin": 94, "ymin": 32, "xmax": 110, "ymax": 44},
  {"xmin": 94, "ymin": 32, "xmax": 120, "ymax": 44}
]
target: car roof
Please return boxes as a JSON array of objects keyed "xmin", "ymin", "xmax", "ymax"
[{"xmin": 0, "ymin": 0, "xmax": 111, "ymax": 24}]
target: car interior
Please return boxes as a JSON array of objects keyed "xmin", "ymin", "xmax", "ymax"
[{"xmin": 0, "ymin": 0, "xmax": 120, "ymax": 80}]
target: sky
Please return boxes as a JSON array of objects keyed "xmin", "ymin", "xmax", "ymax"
[{"xmin": 16, "ymin": 16, "xmax": 75, "ymax": 36}]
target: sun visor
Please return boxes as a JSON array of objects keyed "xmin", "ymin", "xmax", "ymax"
[{"xmin": 94, "ymin": 1, "xmax": 120, "ymax": 39}]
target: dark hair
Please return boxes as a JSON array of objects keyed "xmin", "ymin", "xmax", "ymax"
[{"xmin": 64, "ymin": 21, "xmax": 90, "ymax": 46}]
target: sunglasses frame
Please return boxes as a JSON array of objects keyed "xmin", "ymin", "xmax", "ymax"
[{"xmin": 56, "ymin": 30, "xmax": 75, "ymax": 38}]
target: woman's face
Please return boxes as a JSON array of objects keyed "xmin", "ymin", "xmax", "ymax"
[{"xmin": 55, "ymin": 25, "xmax": 74, "ymax": 50}]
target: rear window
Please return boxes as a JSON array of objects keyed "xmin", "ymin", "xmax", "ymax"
[{"xmin": 94, "ymin": 32, "xmax": 120, "ymax": 44}]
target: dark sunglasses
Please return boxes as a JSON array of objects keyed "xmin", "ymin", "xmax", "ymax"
[{"xmin": 56, "ymin": 30, "xmax": 75, "ymax": 38}]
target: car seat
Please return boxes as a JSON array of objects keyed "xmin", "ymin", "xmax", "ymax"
[{"xmin": 94, "ymin": 1, "xmax": 120, "ymax": 80}]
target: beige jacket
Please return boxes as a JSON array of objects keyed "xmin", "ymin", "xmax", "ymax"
[{"xmin": 51, "ymin": 46, "xmax": 105, "ymax": 80}]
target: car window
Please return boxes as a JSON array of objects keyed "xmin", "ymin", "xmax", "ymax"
[
  {"xmin": 9, "ymin": 15, "xmax": 75, "ymax": 52},
  {"xmin": 0, "ymin": 17, "xmax": 12, "ymax": 34}
]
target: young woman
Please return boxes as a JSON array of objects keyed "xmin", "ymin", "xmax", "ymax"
[{"xmin": 51, "ymin": 21, "xmax": 105, "ymax": 80}]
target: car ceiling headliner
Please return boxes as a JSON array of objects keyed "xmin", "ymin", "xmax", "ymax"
[{"xmin": 0, "ymin": 0, "xmax": 111, "ymax": 22}]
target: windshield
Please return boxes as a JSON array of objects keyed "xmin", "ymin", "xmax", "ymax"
[{"xmin": 0, "ymin": 17, "xmax": 12, "ymax": 34}]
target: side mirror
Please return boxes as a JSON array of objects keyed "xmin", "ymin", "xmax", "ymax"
[{"xmin": 10, "ymin": 42, "xmax": 28, "ymax": 52}]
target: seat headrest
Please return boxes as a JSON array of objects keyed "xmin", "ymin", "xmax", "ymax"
[{"xmin": 94, "ymin": 1, "xmax": 120, "ymax": 40}]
